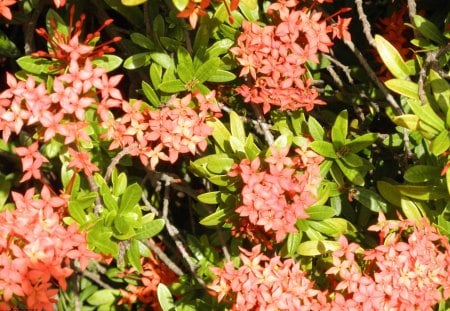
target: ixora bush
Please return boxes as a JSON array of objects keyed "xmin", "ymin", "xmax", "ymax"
[{"xmin": 0, "ymin": 0, "xmax": 449, "ymax": 309}]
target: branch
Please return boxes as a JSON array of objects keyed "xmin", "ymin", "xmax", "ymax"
[
  {"xmin": 355, "ymin": 0, "xmax": 375, "ymax": 47},
  {"xmin": 83, "ymin": 270, "xmax": 113, "ymax": 289},
  {"xmin": 146, "ymin": 240, "xmax": 185, "ymax": 276},
  {"xmin": 23, "ymin": 3, "xmax": 43, "ymax": 55}
]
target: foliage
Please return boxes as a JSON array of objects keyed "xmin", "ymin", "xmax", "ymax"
[{"xmin": 0, "ymin": 0, "xmax": 449, "ymax": 309}]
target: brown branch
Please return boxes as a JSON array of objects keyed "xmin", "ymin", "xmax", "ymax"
[{"xmin": 355, "ymin": 0, "xmax": 375, "ymax": 47}]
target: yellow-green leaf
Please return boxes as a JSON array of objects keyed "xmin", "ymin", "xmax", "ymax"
[
  {"xmin": 375, "ymin": 35, "xmax": 410, "ymax": 79},
  {"xmin": 385, "ymin": 79, "xmax": 419, "ymax": 100},
  {"xmin": 121, "ymin": 0, "xmax": 147, "ymax": 6},
  {"xmin": 392, "ymin": 115, "xmax": 419, "ymax": 131}
]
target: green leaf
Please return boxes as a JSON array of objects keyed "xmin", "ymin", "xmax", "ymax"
[
  {"xmin": 150, "ymin": 63, "xmax": 162, "ymax": 88},
  {"xmin": 341, "ymin": 152, "xmax": 364, "ymax": 168},
  {"xmin": 91, "ymin": 55, "xmax": 123, "ymax": 72},
  {"xmin": 46, "ymin": 9, "xmax": 69, "ymax": 37},
  {"xmin": 413, "ymin": 15, "xmax": 446, "ymax": 45},
  {"xmin": 142, "ymin": 81, "xmax": 161, "ymax": 107},
  {"xmin": 331, "ymin": 110, "xmax": 348, "ymax": 148},
  {"xmin": 346, "ymin": 133, "xmax": 378, "ymax": 153},
  {"xmin": 308, "ymin": 116, "xmax": 324, "ymax": 141},
  {"xmin": 305, "ymin": 205, "xmax": 336, "ymax": 220},
  {"xmin": 307, "ymin": 218, "xmax": 354, "ymax": 237},
  {"xmin": 123, "ymin": 52, "xmax": 151, "ymax": 70},
  {"xmin": 309, "ymin": 141, "xmax": 337, "ymax": 158},
  {"xmin": 0, "ymin": 29, "xmax": 20, "ymax": 58},
  {"xmin": 172, "ymin": 0, "xmax": 189, "ymax": 11},
  {"xmin": 408, "ymin": 99, "xmax": 446, "ymax": 132},
  {"xmin": 151, "ymin": 52, "xmax": 175, "ymax": 69},
  {"xmin": 134, "ymin": 219, "xmax": 165, "ymax": 240},
  {"xmin": 0, "ymin": 177, "xmax": 11, "ymax": 211},
  {"xmin": 297, "ymin": 240, "xmax": 340, "ymax": 256},
  {"xmin": 244, "ymin": 134, "xmax": 261, "ymax": 160},
  {"xmin": 286, "ymin": 232, "xmax": 302, "ymax": 257},
  {"xmin": 121, "ymin": 0, "xmax": 147, "ymax": 6},
  {"xmin": 352, "ymin": 187, "xmax": 388, "ymax": 213},
  {"xmin": 429, "ymin": 69, "xmax": 450, "ymax": 115},
  {"xmin": 400, "ymin": 197, "xmax": 423, "ymax": 220},
  {"xmin": 230, "ymin": 111, "xmax": 246, "ymax": 143},
  {"xmin": 16, "ymin": 56, "xmax": 59, "ymax": 75},
  {"xmin": 104, "ymin": 0, "xmax": 144, "ymax": 28},
  {"xmin": 130, "ymin": 32, "xmax": 155, "ymax": 50},
  {"xmin": 127, "ymin": 239, "xmax": 142, "ymax": 272},
  {"xmin": 194, "ymin": 58, "xmax": 220, "ymax": 83},
  {"xmin": 391, "ymin": 115, "xmax": 419, "ymax": 131},
  {"xmin": 119, "ymin": 183, "xmax": 142, "ymax": 214},
  {"xmin": 430, "ymin": 130, "xmax": 450, "ymax": 156},
  {"xmin": 336, "ymin": 159, "xmax": 365, "ymax": 186},
  {"xmin": 404, "ymin": 165, "xmax": 441, "ymax": 183},
  {"xmin": 207, "ymin": 118, "xmax": 232, "ymax": 151},
  {"xmin": 197, "ymin": 191, "xmax": 220, "ymax": 204},
  {"xmin": 87, "ymin": 289, "xmax": 120, "ymax": 305},
  {"xmin": 207, "ymin": 70, "xmax": 237, "ymax": 82},
  {"xmin": 375, "ymin": 35, "xmax": 410, "ymax": 79},
  {"xmin": 396, "ymin": 185, "xmax": 448, "ymax": 200},
  {"xmin": 238, "ymin": 0, "xmax": 259, "ymax": 22},
  {"xmin": 68, "ymin": 201, "xmax": 87, "ymax": 225},
  {"xmin": 157, "ymin": 283, "xmax": 176, "ymax": 311},
  {"xmin": 206, "ymin": 39, "xmax": 235, "ymax": 57},
  {"xmin": 158, "ymin": 80, "xmax": 186, "ymax": 93},
  {"xmin": 377, "ymin": 180, "xmax": 401, "ymax": 207},
  {"xmin": 385, "ymin": 79, "xmax": 419, "ymax": 100},
  {"xmin": 199, "ymin": 207, "xmax": 233, "ymax": 226}
]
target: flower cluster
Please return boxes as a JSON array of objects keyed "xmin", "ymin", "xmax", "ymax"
[
  {"xmin": 118, "ymin": 251, "xmax": 179, "ymax": 309},
  {"xmin": 229, "ymin": 142, "xmax": 323, "ymax": 242},
  {"xmin": 230, "ymin": 0, "xmax": 351, "ymax": 113},
  {"xmin": 326, "ymin": 215, "xmax": 450, "ymax": 309},
  {"xmin": 0, "ymin": 186, "xmax": 100, "ymax": 310},
  {"xmin": 177, "ymin": 0, "xmax": 239, "ymax": 29},
  {"xmin": 104, "ymin": 91, "xmax": 222, "ymax": 170},
  {"xmin": 208, "ymin": 245, "xmax": 327, "ymax": 310}
]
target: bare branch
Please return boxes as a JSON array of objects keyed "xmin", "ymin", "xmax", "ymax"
[{"xmin": 355, "ymin": 0, "xmax": 375, "ymax": 47}]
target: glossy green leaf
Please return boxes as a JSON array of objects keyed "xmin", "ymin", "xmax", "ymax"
[
  {"xmin": 206, "ymin": 118, "xmax": 231, "ymax": 151},
  {"xmin": 286, "ymin": 232, "xmax": 302, "ymax": 257},
  {"xmin": 307, "ymin": 218, "xmax": 354, "ymax": 237},
  {"xmin": 244, "ymin": 134, "xmax": 261, "ymax": 160},
  {"xmin": 375, "ymin": 35, "xmax": 410, "ymax": 79},
  {"xmin": 207, "ymin": 70, "xmax": 237, "ymax": 82},
  {"xmin": 391, "ymin": 115, "xmax": 419, "ymax": 131},
  {"xmin": 199, "ymin": 207, "xmax": 233, "ymax": 226},
  {"xmin": 230, "ymin": 111, "xmax": 246, "ymax": 143},
  {"xmin": 346, "ymin": 133, "xmax": 378, "ymax": 153},
  {"xmin": 91, "ymin": 55, "xmax": 123, "ymax": 72},
  {"xmin": 238, "ymin": 0, "xmax": 259, "ymax": 22},
  {"xmin": 87, "ymin": 289, "xmax": 120, "ymax": 305},
  {"xmin": 68, "ymin": 201, "xmax": 87, "ymax": 225},
  {"xmin": 352, "ymin": 187, "xmax": 388, "ymax": 213},
  {"xmin": 150, "ymin": 63, "xmax": 162, "ymax": 88},
  {"xmin": 413, "ymin": 15, "xmax": 446, "ymax": 45},
  {"xmin": 297, "ymin": 240, "xmax": 340, "ymax": 256},
  {"xmin": 341, "ymin": 152, "xmax": 364, "ymax": 168},
  {"xmin": 151, "ymin": 52, "xmax": 174, "ymax": 69},
  {"xmin": 400, "ymin": 197, "xmax": 423, "ymax": 220},
  {"xmin": 0, "ymin": 177, "xmax": 11, "ymax": 211},
  {"xmin": 157, "ymin": 283, "xmax": 176, "ymax": 311},
  {"xmin": 305, "ymin": 205, "xmax": 336, "ymax": 220},
  {"xmin": 134, "ymin": 219, "xmax": 165, "ymax": 240},
  {"xmin": 130, "ymin": 32, "xmax": 155, "ymax": 50},
  {"xmin": 396, "ymin": 184, "xmax": 448, "ymax": 200},
  {"xmin": 16, "ymin": 56, "xmax": 59, "ymax": 75},
  {"xmin": 404, "ymin": 165, "xmax": 441, "ymax": 183},
  {"xmin": 121, "ymin": 0, "xmax": 147, "ymax": 6},
  {"xmin": 104, "ymin": 0, "xmax": 144, "ymax": 28},
  {"xmin": 331, "ymin": 110, "xmax": 348, "ymax": 148},
  {"xmin": 377, "ymin": 180, "xmax": 401, "ymax": 207},
  {"xmin": 46, "ymin": 9, "xmax": 69, "ymax": 37},
  {"xmin": 309, "ymin": 141, "xmax": 337, "ymax": 158},
  {"xmin": 385, "ymin": 79, "xmax": 419, "ymax": 100},
  {"xmin": 206, "ymin": 39, "xmax": 235, "ymax": 57},
  {"xmin": 430, "ymin": 130, "xmax": 450, "ymax": 156},
  {"xmin": 119, "ymin": 183, "xmax": 142, "ymax": 214},
  {"xmin": 127, "ymin": 239, "xmax": 142, "ymax": 272},
  {"xmin": 408, "ymin": 99, "xmax": 446, "ymax": 132},
  {"xmin": 336, "ymin": 159, "xmax": 365, "ymax": 186},
  {"xmin": 142, "ymin": 81, "xmax": 161, "ymax": 107},
  {"xmin": 158, "ymin": 80, "xmax": 186, "ymax": 93},
  {"xmin": 194, "ymin": 58, "xmax": 220, "ymax": 83},
  {"xmin": 197, "ymin": 191, "xmax": 220, "ymax": 204},
  {"xmin": 123, "ymin": 52, "xmax": 151, "ymax": 69},
  {"xmin": 429, "ymin": 69, "xmax": 450, "ymax": 115},
  {"xmin": 308, "ymin": 116, "xmax": 325, "ymax": 141}
]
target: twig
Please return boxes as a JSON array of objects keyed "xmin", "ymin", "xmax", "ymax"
[
  {"xmin": 23, "ymin": 3, "xmax": 43, "ymax": 54},
  {"xmin": 344, "ymin": 40, "xmax": 403, "ymax": 116},
  {"xmin": 355, "ymin": 0, "xmax": 375, "ymax": 47},
  {"xmin": 143, "ymin": 2, "xmax": 152, "ymax": 37},
  {"xmin": 216, "ymin": 226, "xmax": 231, "ymax": 262},
  {"xmin": 83, "ymin": 270, "xmax": 113, "ymax": 289},
  {"xmin": 87, "ymin": 174, "xmax": 102, "ymax": 215},
  {"xmin": 146, "ymin": 240, "xmax": 185, "ymax": 276},
  {"xmin": 105, "ymin": 143, "xmax": 138, "ymax": 182},
  {"xmin": 406, "ymin": 0, "xmax": 419, "ymax": 38},
  {"xmin": 324, "ymin": 55, "xmax": 354, "ymax": 84}
]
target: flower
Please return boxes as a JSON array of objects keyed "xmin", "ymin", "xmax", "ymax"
[{"xmin": 0, "ymin": 0, "xmax": 16, "ymax": 20}]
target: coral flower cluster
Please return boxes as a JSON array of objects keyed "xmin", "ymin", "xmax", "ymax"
[
  {"xmin": 209, "ymin": 216, "xmax": 450, "ymax": 310},
  {"xmin": 229, "ymin": 143, "xmax": 324, "ymax": 242},
  {"xmin": 0, "ymin": 186, "xmax": 100, "ymax": 310},
  {"xmin": 104, "ymin": 91, "xmax": 222, "ymax": 170},
  {"xmin": 230, "ymin": 0, "xmax": 351, "ymax": 113}
]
